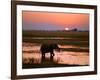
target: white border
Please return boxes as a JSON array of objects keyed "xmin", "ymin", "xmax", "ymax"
[{"xmin": 17, "ymin": 5, "xmax": 94, "ymax": 75}]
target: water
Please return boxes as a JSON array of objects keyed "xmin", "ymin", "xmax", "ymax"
[{"xmin": 22, "ymin": 42, "xmax": 89, "ymax": 66}]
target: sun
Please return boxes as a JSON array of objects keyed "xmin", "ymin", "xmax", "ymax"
[{"xmin": 65, "ymin": 27, "xmax": 69, "ymax": 31}]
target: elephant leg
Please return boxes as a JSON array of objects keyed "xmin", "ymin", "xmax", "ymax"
[
  {"xmin": 50, "ymin": 51, "xmax": 54, "ymax": 57},
  {"xmin": 50, "ymin": 51, "xmax": 54, "ymax": 61},
  {"xmin": 41, "ymin": 53, "xmax": 45, "ymax": 62},
  {"xmin": 51, "ymin": 53, "xmax": 54, "ymax": 56},
  {"xmin": 42, "ymin": 53, "xmax": 45, "ymax": 57}
]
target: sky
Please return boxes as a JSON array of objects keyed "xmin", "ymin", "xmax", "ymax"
[{"xmin": 22, "ymin": 11, "xmax": 89, "ymax": 31}]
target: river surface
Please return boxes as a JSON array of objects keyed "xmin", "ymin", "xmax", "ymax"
[{"xmin": 22, "ymin": 42, "xmax": 89, "ymax": 66}]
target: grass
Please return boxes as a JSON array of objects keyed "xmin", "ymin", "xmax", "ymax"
[
  {"xmin": 23, "ymin": 30, "xmax": 89, "ymax": 47},
  {"xmin": 23, "ymin": 30, "xmax": 89, "ymax": 38},
  {"xmin": 23, "ymin": 63, "xmax": 88, "ymax": 68},
  {"xmin": 22, "ymin": 57, "xmax": 89, "ymax": 69}
]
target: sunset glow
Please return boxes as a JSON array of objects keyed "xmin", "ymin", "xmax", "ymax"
[
  {"xmin": 22, "ymin": 11, "xmax": 89, "ymax": 31},
  {"xmin": 65, "ymin": 28, "xmax": 69, "ymax": 31}
]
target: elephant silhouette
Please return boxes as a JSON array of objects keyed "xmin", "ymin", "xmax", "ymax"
[{"xmin": 40, "ymin": 43, "xmax": 60, "ymax": 58}]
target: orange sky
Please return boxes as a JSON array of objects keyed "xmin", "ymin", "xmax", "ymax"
[{"xmin": 22, "ymin": 11, "xmax": 89, "ymax": 30}]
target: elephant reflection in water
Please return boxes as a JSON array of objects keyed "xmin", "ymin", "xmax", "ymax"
[{"xmin": 40, "ymin": 43, "xmax": 60, "ymax": 62}]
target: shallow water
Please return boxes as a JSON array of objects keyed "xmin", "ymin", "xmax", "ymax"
[{"xmin": 22, "ymin": 42, "xmax": 89, "ymax": 66}]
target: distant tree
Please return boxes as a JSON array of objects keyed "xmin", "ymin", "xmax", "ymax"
[
  {"xmin": 73, "ymin": 28, "xmax": 77, "ymax": 31},
  {"xmin": 71, "ymin": 28, "xmax": 78, "ymax": 31}
]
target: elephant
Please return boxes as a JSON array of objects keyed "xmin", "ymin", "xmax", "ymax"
[{"xmin": 40, "ymin": 43, "xmax": 60, "ymax": 58}]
